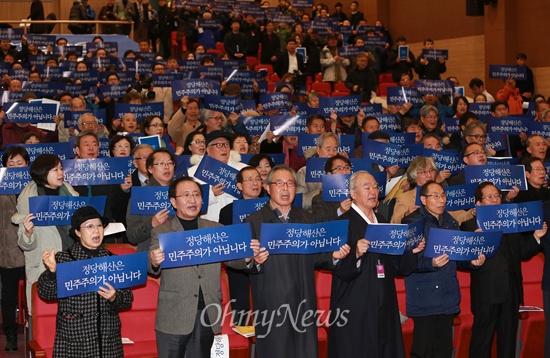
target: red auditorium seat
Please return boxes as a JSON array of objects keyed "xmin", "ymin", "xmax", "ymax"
[
  {"xmin": 311, "ymin": 82, "xmax": 332, "ymax": 96},
  {"xmin": 220, "ymin": 269, "xmax": 251, "ymax": 358},
  {"xmin": 215, "ymin": 42, "xmax": 225, "ymax": 53},
  {"xmin": 333, "ymin": 82, "xmax": 349, "ymax": 93},
  {"xmin": 315, "ymin": 270, "xmax": 332, "ymax": 358},
  {"xmin": 519, "ymin": 253, "xmax": 545, "ymax": 357},
  {"xmin": 103, "ymin": 243, "xmax": 136, "ymax": 255},
  {"xmin": 378, "ymin": 82, "xmax": 397, "ymax": 96},
  {"xmin": 378, "ymin": 73, "xmax": 394, "ymax": 84}
]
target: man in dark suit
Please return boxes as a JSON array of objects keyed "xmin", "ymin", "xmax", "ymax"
[
  {"xmin": 259, "ymin": 20, "xmax": 281, "ymax": 65},
  {"xmin": 223, "ymin": 19, "xmax": 247, "ymax": 59},
  {"xmin": 149, "ymin": 176, "xmax": 262, "ymax": 358},
  {"xmin": 245, "ymin": 165, "xmax": 350, "ymax": 358},
  {"xmin": 349, "ymin": 1, "xmax": 364, "ymax": 29},
  {"xmin": 127, "ymin": 0, "xmax": 149, "ymax": 41},
  {"xmin": 131, "ymin": 144, "xmax": 154, "ymax": 186},
  {"xmin": 461, "ymin": 182, "xmax": 545, "ymax": 358},
  {"xmin": 274, "ymin": 39, "xmax": 306, "ymax": 78}
]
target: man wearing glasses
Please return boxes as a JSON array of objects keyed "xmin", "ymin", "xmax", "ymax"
[
  {"xmin": 187, "ymin": 130, "xmax": 247, "ymax": 221},
  {"xmin": 245, "ymin": 164, "xmax": 351, "ymax": 358},
  {"xmin": 515, "ymin": 157, "xmax": 550, "ymax": 203},
  {"xmin": 461, "ymin": 182, "xmax": 546, "ymax": 358},
  {"xmin": 127, "ymin": 148, "xmax": 176, "ymax": 252},
  {"xmin": 402, "ymin": 181, "xmax": 486, "ymax": 357},
  {"xmin": 449, "ymin": 143, "xmax": 488, "ymax": 186}
]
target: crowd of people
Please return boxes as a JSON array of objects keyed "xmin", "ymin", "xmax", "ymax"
[{"xmin": 1, "ymin": 0, "xmax": 550, "ymax": 357}]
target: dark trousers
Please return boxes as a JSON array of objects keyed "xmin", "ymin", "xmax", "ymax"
[
  {"xmin": 226, "ymin": 268, "xmax": 251, "ymax": 326},
  {"xmin": 469, "ymin": 276, "xmax": 519, "ymax": 358},
  {"xmin": 156, "ymin": 309, "xmax": 214, "ymax": 358},
  {"xmin": 0, "ymin": 267, "xmax": 24, "ymax": 333},
  {"xmin": 544, "ymin": 290, "xmax": 550, "ymax": 358},
  {"xmin": 411, "ymin": 314, "xmax": 454, "ymax": 358}
]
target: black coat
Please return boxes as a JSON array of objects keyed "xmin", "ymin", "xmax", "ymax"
[
  {"xmin": 259, "ymin": 31, "xmax": 281, "ymax": 64},
  {"xmin": 461, "ymin": 217, "xmax": 540, "ymax": 304},
  {"xmin": 329, "ymin": 208, "xmax": 417, "ymax": 358},
  {"xmin": 37, "ymin": 243, "xmax": 133, "ymax": 358},
  {"xmin": 245, "ymin": 204, "xmax": 337, "ymax": 358},
  {"xmin": 274, "ymin": 51, "xmax": 306, "ymax": 78},
  {"xmin": 345, "ymin": 65, "xmax": 377, "ymax": 103}
]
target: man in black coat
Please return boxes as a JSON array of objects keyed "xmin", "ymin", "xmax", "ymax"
[
  {"xmin": 127, "ymin": 0, "xmax": 149, "ymax": 41},
  {"xmin": 349, "ymin": 1, "xmax": 364, "ymax": 29},
  {"xmin": 414, "ymin": 39, "xmax": 447, "ymax": 80},
  {"xmin": 386, "ymin": 36, "xmax": 416, "ymax": 83},
  {"xmin": 274, "ymin": 39, "xmax": 306, "ymax": 78},
  {"xmin": 223, "ymin": 19, "xmax": 248, "ymax": 59},
  {"xmin": 329, "ymin": 171, "xmax": 424, "ymax": 358},
  {"xmin": 259, "ymin": 21, "xmax": 281, "ymax": 65},
  {"xmin": 461, "ymin": 182, "xmax": 545, "ymax": 358},
  {"xmin": 245, "ymin": 165, "xmax": 350, "ymax": 358},
  {"xmin": 345, "ymin": 52, "xmax": 378, "ymax": 103}
]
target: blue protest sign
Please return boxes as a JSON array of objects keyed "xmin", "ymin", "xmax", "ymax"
[
  {"xmin": 469, "ymin": 103, "xmax": 492, "ymax": 119},
  {"xmin": 3, "ymin": 103, "xmax": 56, "ymax": 123},
  {"xmin": 30, "ymin": 196, "xmax": 107, "ymax": 226},
  {"xmin": 11, "ymin": 142, "xmax": 72, "ymax": 163},
  {"xmin": 52, "ymin": 45, "xmax": 84, "ymax": 57},
  {"xmin": 415, "ymin": 183, "xmax": 476, "ymax": 211},
  {"xmin": 223, "ymin": 69, "xmax": 256, "ymax": 84},
  {"xmin": 363, "ymin": 36, "xmax": 388, "ymax": 48},
  {"xmin": 151, "ymin": 73, "xmax": 184, "ymax": 87},
  {"xmin": 159, "ymin": 223, "xmax": 253, "ymax": 268},
  {"xmin": 422, "ymin": 49, "xmax": 449, "ymax": 60},
  {"xmin": 194, "ymin": 156, "xmax": 241, "ymax": 198},
  {"xmin": 528, "ymin": 121, "xmax": 550, "ymax": 138},
  {"xmin": 464, "ymin": 164, "xmax": 527, "ymax": 191},
  {"xmin": 366, "ymin": 218, "xmax": 424, "ymax": 255},
  {"xmin": 362, "ymin": 139, "xmax": 401, "ymax": 167},
  {"xmin": 22, "ymin": 82, "xmax": 60, "ymax": 98},
  {"xmin": 291, "ymin": 0, "xmax": 313, "ymax": 8},
  {"xmin": 85, "ymin": 42, "xmax": 118, "ymax": 55},
  {"xmin": 377, "ymin": 114, "xmax": 401, "ymax": 132},
  {"xmin": 322, "ymin": 174, "xmax": 350, "ymax": 202},
  {"xmin": 204, "ymin": 94, "xmax": 240, "ymax": 113},
  {"xmin": 232, "ymin": 197, "xmax": 270, "ymax": 224},
  {"xmin": 389, "ymin": 132, "xmax": 416, "ymax": 145},
  {"xmin": 260, "ymin": 220, "xmax": 348, "ymax": 255},
  {"xmin": 487, "ymin": 116, "xmax": 529, "ymax": 135},
  {"xmin": 172, "ymin": 79, "xmax": 221, "ymax": 99},
  {"xmin": 397, "ymin": 143, "xmax": 424, "ymax": 168},
  {"xmin": 361, "ymin": 104, "xmax": 383, "ymax": 116},
  {"xmin": 398, "ymin": 46, "xmax": 409, "ymax": 60},
  {"xmin": 0, "ymin": 28, "xmax": 23, "ymax": 40},
  {"xmin": 62, "ymin": 158, "xmax": 131, "ymax": 186},
  {"xmin": 196, "ymin": 65, "xmax": 223, "ymax": 81},
  {"xmin": 114, "ymin": 102, "xmax": 164, "ymax": 122},
  {"xmin": 60, "ymin": 83, "xmax": 86, "ymax": 98},
  {"xmin": 414, "ymin": 80, "xmax": 454, "ymax": 95},
  {"xmin": 477, "ymin": 201, "xmax": 543, "ymax": 234},
  {"xmin": 57, "ymin": 252, "xmax": 148, "ymax": 298},
  {"xmin": 26, "ymin": 34, "xmax": 56, "ymax": 47},
  {"xmin": 423, "ymin": 148, "xmax": 464, "ymax": 175},
  {"xmin": 0, "ymin": 91, "xmax": 23, "ymax": 104},
  {"xmin": 338, "ymin": 46, "xmax": 366, "ymax": 58},
  {"xmin": 349, "ymin": 158, "xmax": 373, "ymax": 172},
  {"xmin": 99, "ymin": 84, "xmax": 128, "ymax": 100},
  {"xmin": 425, "ymin": 228, "xmax": 502, "ymax": 260},
  {"xmin": 305, "ymin": 158, "xmax": 328, "ymax": 183},
  {"xmin": 70, "ymin": 69, "xmax": 100, "ymax": 85},
  {"xmin": 198, "ymin": 18, "xmax": 223, "ymax": 29},
  {"xmin": 270, "ymin": 115, "xmax": 306, "ymax": 135},
  {"xmin": 63, "ymin": 110, "xmax": 92, "ymax": 128},
  {"xmin": 138, "ymin": 135, "xmax": 161, "ymax": 150},
  {"xmin": 485, "ymin": 132, "xmax": 506, "ymax": 152},
  {"xmin": 260, "ymin": 92, "xmax": 292, "ymax": 111},
  {"xmin": 8, "ymin": 68, "xmax": 30, "ymax": 82},
  {"xmin": 386, "ymin": 87, "xmax": 423, "ymax": 106},
  {"xmin": 100, "ymin": 69, "xmax": 137, "ymax": 84},
  {"xmin": 443, "ymin": 117, "xmax": 460, "ymax": 133},
  {"xmin": 241, "ymin": 116, "xmax": 270, "ymax": 135},
  {"xmin": 129, "ymin": 186, "xmax": 174, "ymax": 215},
  {"xmin": 318, "ymin": 95, "xmax": 361, "ymax": 116},
  {"xmin": 0, "ymin": 167, "xmax": 32, "ymax": 195},
  {"xmin": 485, "ymin": 157, "xmax": 522, "ymax": 166},
  {"xmin": 488, "ymin": 65, "xmax": 527, "ymax": 80}
]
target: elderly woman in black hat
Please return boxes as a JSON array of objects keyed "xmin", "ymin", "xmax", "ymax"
[{"xmin": 37, "ymin": 206, "xmax": 133, "ymax": 358}]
